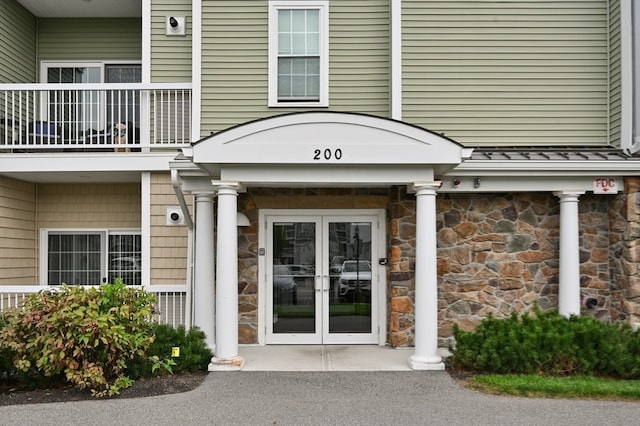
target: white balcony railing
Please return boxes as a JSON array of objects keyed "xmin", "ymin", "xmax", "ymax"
[
  {"xmin": 0, "ymin": 83, "xmax": 192, "ymax": 152},
  {"xmin": 0, "ymin": 285, "xmax": 190, "ymax": 329}
]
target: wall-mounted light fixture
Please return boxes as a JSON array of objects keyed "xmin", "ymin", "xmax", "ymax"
[
  {"xmin": 166, "ymin": 16, "xmax": 186, "ymax": 36},
  {"xmin": 237, "ymin": 212, "xmax": 251, "ymax": 227}
]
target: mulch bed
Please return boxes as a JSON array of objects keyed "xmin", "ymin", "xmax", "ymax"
[{"xmin": 0, "ymin": 372, "xmax": 208, "ymax": 406}]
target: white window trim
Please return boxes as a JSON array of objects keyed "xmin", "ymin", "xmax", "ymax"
[
  {"xmin": 39, "ymin": 61, "xmax": 142, "ymax": 84},
  {"xmin": 268, "ymin": 0, "xmax": 329, "ymax": 107},
  {"xmin": 39, "ymin": 228, "xmax": 142, "ymax": 286}
]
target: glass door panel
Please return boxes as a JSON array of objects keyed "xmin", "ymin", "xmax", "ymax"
[
  {"xmin": 266, "ymin": 213, "xmax": 379, "ymax": 344},
  {"xmin": 270, "ymin": 221, "xmax": 320, "ymax": 341},
  {"xmin": 327, "ymin": 221, "xmax": 372, "ymax": 335}
]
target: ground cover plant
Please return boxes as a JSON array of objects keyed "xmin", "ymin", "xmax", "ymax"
[
  {"xmin": 449, "ymin": 306, "xmax": 640, "ymax": 379},
  {"xmin": 0, "ymin": 281, "xmax": 208, "ymax": 397}
]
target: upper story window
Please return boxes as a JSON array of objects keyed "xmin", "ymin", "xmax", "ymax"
[{"xmin": 269, "ymin": 1, "xmax": 329, "ymax": 107}]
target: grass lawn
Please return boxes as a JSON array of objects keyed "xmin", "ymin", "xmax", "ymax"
[{"xmin": 464, "ymin": 374, "xmax": 640, "ymax": 401}]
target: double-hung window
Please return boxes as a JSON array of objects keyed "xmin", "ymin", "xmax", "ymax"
[
  {"xmin": 268, "ymin": 1, "xmax": 329, "ymax": 107},
  {"xmin": 42, "ymin": 229, "xmax": 142, "ymax": 286}
]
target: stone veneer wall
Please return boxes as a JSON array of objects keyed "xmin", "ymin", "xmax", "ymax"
[
  {"xmin": 612, "ymin": 178, "xmax": 640, "ymax": 327},
  {"xmin": 233, "ymin": 184, "xmax": 638, "ymax": 346},
  {"xmin": 389, "ymin": 187, "xmax": 627, "ymax": 348}
]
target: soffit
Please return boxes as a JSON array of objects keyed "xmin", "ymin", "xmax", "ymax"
[{"xmin": 16, "ymin": 0, "xmax": 141, "ymax": 18}]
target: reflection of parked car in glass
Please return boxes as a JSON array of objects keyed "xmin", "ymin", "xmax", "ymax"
[
  {"xmin": 338, "ymin": 260, "xmax": 371, "ymax": 301},
  {"xmin": 288, "ymin": 264, "xmax": 315, "ymax": 276},
  {"xmin": 273, "ymin": 265, "xmax": 297, "ymax": 305}
]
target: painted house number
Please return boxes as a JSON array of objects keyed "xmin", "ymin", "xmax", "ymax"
[{"xmin": 313, "ymin": 148, "xmax": 342, "ymax": 160}]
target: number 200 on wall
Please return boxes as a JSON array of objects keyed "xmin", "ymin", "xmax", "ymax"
[{"xmin": 313, "ymin": 148, "xmax": 342, "ymax": 160}]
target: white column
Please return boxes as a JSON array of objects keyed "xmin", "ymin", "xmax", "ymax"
[
  {"xmin": 554, "ymin": 191, "xmax": 584, "ymax": 317},
  {"xmin": 409, "ymin": 182, "xmax": 445, "ymax": 370},
  {"xmin": 193, "ymin": 191, "xmax": 216, "ymax": 350},
  {"xmin": 210, "ymin": 182, "xmax": 244, "ymax": 370}
]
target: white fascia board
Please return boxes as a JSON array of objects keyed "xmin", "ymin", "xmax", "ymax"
[
  {"xmin": 220, "ymin": 165, "xmax": 434, "ymax": 186},
  {"xmin": 0, "ymin": 153, "xmax": 175, "ymax": 173},
  {"xmin": 450, "ymin": 160, "xmax": 640, "ymax": 177}
]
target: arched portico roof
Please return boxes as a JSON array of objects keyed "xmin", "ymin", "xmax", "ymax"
[{"xmin": 178, "ymin": 112, "xmax": 472, "ymax": 186}]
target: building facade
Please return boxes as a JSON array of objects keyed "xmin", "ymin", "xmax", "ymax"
[{"xmin": 1, "ymin": 0, "xmax": 639, "ymax": 370}]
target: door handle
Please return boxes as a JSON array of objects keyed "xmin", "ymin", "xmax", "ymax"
[
  {"xmin": 315, "ymin": 276, "xmax": 330, "ymax": 292},
  {"xmin": 322, "ymin": 275, "xmax": 329, "ymax": 292}
]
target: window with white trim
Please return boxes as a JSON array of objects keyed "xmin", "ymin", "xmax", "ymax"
[
  {"xmin": 268, "ymin": 1, "xmax": 329, "ymax": 107},
  {"xmin": 42, "ymin": 230, "xmax": 141, "ymax": 286}
]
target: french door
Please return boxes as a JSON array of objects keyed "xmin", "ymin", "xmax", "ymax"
[{"xmin": 265, "ymin": 212, "xmax": 383, "ymax": 344}]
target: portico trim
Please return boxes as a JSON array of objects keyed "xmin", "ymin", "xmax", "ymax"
[{"xmin": 169, "ymin": 112, "xmax": 472, "ymax": 370}]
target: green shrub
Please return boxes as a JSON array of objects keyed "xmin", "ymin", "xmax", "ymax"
[
  {"xmin": 0, "ymin": 314, "xmax": 17, "ymax": 377},
  {"xmin": 0, "ymin": 280, "xmax": 157, "ymax": 396},
  {"xmin": 128, "ymin": 324, "xmax": 212, "ymax": 378},
  {"xmin": 450, "ymin": 307, "xmax": 640, "ymax": 379}
]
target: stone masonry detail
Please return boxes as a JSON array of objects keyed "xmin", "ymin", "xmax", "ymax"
[{"xmin": 234, "ymin": 185, "xmax": 637, "ymax": 347}]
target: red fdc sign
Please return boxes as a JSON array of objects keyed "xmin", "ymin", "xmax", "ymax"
[{"xmin": 593, "ymin": 178, "xmax": 618, "ymax": 194}]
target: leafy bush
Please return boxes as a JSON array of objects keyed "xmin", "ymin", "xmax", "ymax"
[
  {"xmin": 0, "ymin": 315, "xmax": 17, "ymax": 377},
  {"xmin": 128, "ymin": 324, "xmax": 212, "ymax": 378},
  {"xmin": 450, "ymin": 307, "xmax": 640, "ymax": 379},
  {"xmin": 0, "ymin": 280, "xmax": 157, "ymax": 396}
]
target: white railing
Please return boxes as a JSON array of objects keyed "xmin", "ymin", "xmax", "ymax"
[
  {"xmin": 0, "ymin": 285, "xmax": 190, "ymax": 329},
  {"xmin": 0, "ymin": 83, "xmax": 192, "ymax": 151}
]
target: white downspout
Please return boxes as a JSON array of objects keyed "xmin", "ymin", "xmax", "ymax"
[{"xmin": 391, "ymin": 0, "xmax": 402, "ymax": 120}]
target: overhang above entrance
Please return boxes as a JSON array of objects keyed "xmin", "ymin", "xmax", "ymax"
[{"xmin": 190, "ymin": 112, "xmax": 471, "ymax": 168}]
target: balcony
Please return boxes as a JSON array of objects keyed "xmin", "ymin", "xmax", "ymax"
[{"xmin": 0, "ymin": 83, "xmax": 192, "ymax": 152}]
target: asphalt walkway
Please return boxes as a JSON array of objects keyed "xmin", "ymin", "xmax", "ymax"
[
  {"xmin": 0, "ymin": 346, "xmax": 637, "ymax": 425},
  {"xmin": 1, "ymin": 371, "xmax": 638, "ymax": 425}
]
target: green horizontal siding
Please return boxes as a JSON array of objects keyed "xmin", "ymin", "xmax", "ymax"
[
  {"xmin": 0, "ymin": 0, "xmax": 36, "ymax": 83},
  {"xmin": 37, "ymin": 18, "xmax": 142, "ymax": 65},
  {"xmin": 200, "ymin": 0, "xmax": 390, "ymax": 135},
  {"xmin": 151, "ymin": 0, "xmax": 192, "ymax": 82},
  {"xmin": 402, "ymin": 0, "xmax": 609, "ymax": 147}
]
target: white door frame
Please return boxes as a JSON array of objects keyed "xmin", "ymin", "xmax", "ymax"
[{"xmin": 258, "ymin": 209, "xmax": 387, "ymax": 345}]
